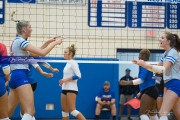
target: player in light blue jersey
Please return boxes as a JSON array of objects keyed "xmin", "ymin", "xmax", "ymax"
[
  {"xmin": 19, "ymin": 56, "xmax": 59, "ymax": 119},
  {"xmin": 132, "ymin": 32, "xmax": 180, "ymax": 120},
  {"xmin": 120, "ymin": 49, "xmax": 158, "ymax": 120},
  {"xmin": 0, "ymin": 43, "xmax": 10, "ymax": 120},
  {"xmin": 8, "ymin": 17, "xmax": 63, "ymax": 120}
]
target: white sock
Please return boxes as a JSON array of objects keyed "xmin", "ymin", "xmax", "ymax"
[
  {"xmin": 150, "ymin": 114, "xmax": 159, "ymax": 120},
  {"xmin": 140, "ymin": 114, "xmax": 150, "ymax": 120},
  {"xmin": 0, "ymin": 118, "xmax": 10, "ymax": 120},
  {"xmin": 159, "ymin": 116, "xmax": 168, "ymax": 120},
  {"xmin": 20, "ymin": 113, "xmax": 35, "ymax": 120},
  {"xmin": 21, "ymin": 113, "xmax": 33, "ymax": 120}
]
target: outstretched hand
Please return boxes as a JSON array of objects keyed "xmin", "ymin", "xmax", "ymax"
[
  {"xmin": 55, "ymin": 36, "xmax": 65, "ymax": 45},
  {"xmin": 132, "ymin": 59, "xmax": 146, "ymax": 67},
  {"xmin": 51, "ymin": 68, "xmax": 59, "ymax": 73},
  {"xmin": 42, "ymin": 72, "xmax": 53, "ymax": 78}
]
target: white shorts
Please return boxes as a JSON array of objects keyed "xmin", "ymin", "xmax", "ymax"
[{"xmin": 119, "ymin": 94, "xmax": 133, "ymax": 105}]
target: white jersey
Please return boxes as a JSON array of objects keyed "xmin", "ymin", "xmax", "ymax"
[
  {"xmin": 62, "ymin": 60, "xmax": 81, "ymax": 91},
  {"xmin": 160, "ymin": 48, "xmax": 180, "ymax": 83},
  {"xmin": 10, "ymin": 36, "xmax": 30, "ymax": 71}
]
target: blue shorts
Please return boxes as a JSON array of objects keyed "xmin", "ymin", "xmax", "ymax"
[
  {"xmin": 9, "ymin": 69, "xmax": 29, "ymax": 89},
  {"xmin": 0, "ymin": 76, "xmax": 6, "ymax": 97},
  {"xmin": 165, "ymin": 79, "xmax": 180, "ymax": 97}
]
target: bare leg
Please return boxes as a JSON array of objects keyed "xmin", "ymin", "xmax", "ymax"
[{"xmin": 67, "ymin": 93, "xmax": 86, "ymax": 120}]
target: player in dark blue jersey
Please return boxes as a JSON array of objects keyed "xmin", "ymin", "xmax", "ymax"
[
  {"xmin": 0, "ymin": 42, "xmax": 10, "ymax": 120},
  {"xmin": 120, "ymin": 49, "xmax": 159, "ymax": 120}
]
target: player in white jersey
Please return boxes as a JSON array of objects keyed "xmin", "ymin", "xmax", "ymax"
[
  {"xmin": 8, "ymin": 19, "xmax": 63, "ymax": 120},
  {"xmin": 59, "ymin": 44, "xmax": 86, "ymax": 120},
  {"xmin": 132, "ymin": 32, "xmax": 180, "ymax": 120}
]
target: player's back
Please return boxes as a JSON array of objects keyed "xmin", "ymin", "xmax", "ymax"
[{"xmin": 138, "ymin": 66, "xmax": 155, "ymax": 92}]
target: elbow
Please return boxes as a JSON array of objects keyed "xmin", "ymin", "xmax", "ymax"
[
  {"xmin": 38, "ymin": 50, "xmax": 47, "ymax": 56},
  {"xmin": 40, "ymin": 53, "xmax": 46, "ymax": 56},
  {"xmin": 132, "ymin": 78, "xmax": 143, "ymax": 85},
  {"xmin": 72, "ymin": 74, "xmax": 81, "ymax": 80},
  {"xmin": 78, "ymin": 74, "xmax": 81, "ymax": 79}
]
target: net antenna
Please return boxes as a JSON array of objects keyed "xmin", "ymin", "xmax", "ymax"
[{"xmin": 11, "ymin": 11, "xmax": 20, "ymax": 23}]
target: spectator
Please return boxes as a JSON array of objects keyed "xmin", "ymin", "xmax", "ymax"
[
  {"xmin": 119, "ymin": 68, "xmax": 135, "ymax": 120},
  {"xmin": 95, "ymin": 81, "xmax": 116, "ymax": 120}
]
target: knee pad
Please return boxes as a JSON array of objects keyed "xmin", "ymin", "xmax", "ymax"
[
  {"xmin": 160, "ymin": 116, "xmax": 168, "ymax": 120},
  {"xmin": 140, "ymin": 114, "xmax": 150, "ymax": 120},
  {"xmin": 150, "ymin": 115, "xmax": 159, "ymax": 120},
  {"xmin": 62, "ymin": 111, "xmax": 69, "ymax": 117},
  {"xmin": 70, "ymin": 110, "xmax": 80, "ymax": 117}
]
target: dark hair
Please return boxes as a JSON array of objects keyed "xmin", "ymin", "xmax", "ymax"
[
  {"xmin": 67, "ymin": 44, "xmax": 76, "ymax": 57},
  {"xmin": 165, "ymin": 32, "xmax": 180, "ymax": 52},
  {"xmin": 139, "ymin": 49, "xmax": 151, "ymax": 60}
]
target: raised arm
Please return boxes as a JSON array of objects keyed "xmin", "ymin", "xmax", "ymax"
[
  {"xmin": 31, "ymin": 64, "xmax": 53, "ymax": 78},
  {"xmin": 25, "ymin": 37, "xmax": 63, "ymax": 56},
  {"xmin": 40, "ymin": 36, "xmax": 61, "ymax": 49},
  {"xmin": 37, "ymin": 57, "xmax": 59, "ymax": 73}
]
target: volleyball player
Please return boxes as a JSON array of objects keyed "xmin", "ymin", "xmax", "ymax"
[
  {"xmin": 0, "ymin": 42, "xmax": 10, "ymax": 120},
  {"xmin": 120, "ymin": 49, "xmax": 159, "ymax": 120},
  {"xmin": 132, "ymin": 32, "xmax": 180, "ymax": 120},
  {"xmin": 19, "ymin": 57, "xmax": 59, "ymax": 120},
  {"xmin": 59, "ymin": 44, "xmax": 86, "ymax": 120},
  {"xmin": 8, "ymin": 20, "xmax": 63, "ymax": 120}
]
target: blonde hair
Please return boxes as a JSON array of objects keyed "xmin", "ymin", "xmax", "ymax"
[
  {"xmin": 11, "ymin": 11, "xmax": 29, "ymax": 35},
  {"xmin": 67, "ymin": 44, "xmax": 76, "ymax": 57}
]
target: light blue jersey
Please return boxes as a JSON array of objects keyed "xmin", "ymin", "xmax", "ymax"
[{"xmin": 10, "ymin": 36, "xmax": 29, "ymax": 70}]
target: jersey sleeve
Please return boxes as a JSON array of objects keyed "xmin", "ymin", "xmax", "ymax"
[
  {"xmin": 71, "ymin": 61, "xmax": 81, "ymax": 79},
  {"xmin": 29, "ymin": 56, "xmax": 39, "ymax": 68},
  {"xmin": 138, "ymin": 67, "xmax": 148, "ymax": 82},
  {"xmin": 34, "ymin": 56, "xmax": 51, "ymax": 68},
  {"xmin": 166, "ymin": 49, "xmax": 178, "ymax": 64},
  {"xmin": 0, "ymin": 43, "xmax": 8, "ymax": 56},
  {"xmin": 19, "ymin": 38, "xmax": 30, "ymax": 49}
]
